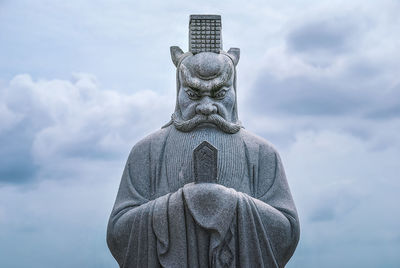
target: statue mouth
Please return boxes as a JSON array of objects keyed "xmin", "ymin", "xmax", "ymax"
[
  {"xmin": 194, "ymin": 121, "xmax": 219, "ymax": 131},
  {"xmin": 171, "ymin": 113, "xmax": 241, "ymax": 134}
]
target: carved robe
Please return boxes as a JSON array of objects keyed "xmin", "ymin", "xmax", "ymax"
[{"xmin": 107, "ymin": 126, "xmax": 300, "ymax": 267}]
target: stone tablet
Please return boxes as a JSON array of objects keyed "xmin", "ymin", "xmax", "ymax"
[{"xmin": 193, "ymin": 141, "xmax": 218, "ymax": 184}]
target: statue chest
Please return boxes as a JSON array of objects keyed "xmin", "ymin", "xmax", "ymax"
[{"xmin": 162, "ymin": 127, "xmax": 251, "ymax": 194}]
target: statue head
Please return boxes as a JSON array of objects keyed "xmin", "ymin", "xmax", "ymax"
[{"xmin": 164, "ymin": 15, "xmax": 242, "ymax": 134}]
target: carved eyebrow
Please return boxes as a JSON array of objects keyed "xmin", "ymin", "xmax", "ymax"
[
  {"xmin": 185, "ymin": 87, "xmax": 201, "ymax": 95},
  {"xmin": 186, "ymin": 86, "xmax": 200, "ymax": 93},
  {"xmin": 211, "ymin": 82, "xmax": 229, "ymax": 91},
  {"xmin": 186, "ymin": 83, "xmax": 228, "ymax": 94},
  {"xmin": 185, "ymin": 75, "xmax": 230, "ymax": 91}
]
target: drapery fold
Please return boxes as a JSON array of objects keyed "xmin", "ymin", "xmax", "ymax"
[{"xmin": 108, "ymin": 184, "xmax": 298, "ymax": 268}]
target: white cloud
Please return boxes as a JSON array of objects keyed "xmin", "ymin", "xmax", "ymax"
[
  {"xmin": 0, "ymin": 73, "xmax": 173, "ymax": 183},
  {"xmin": 0, "ymin": 73, "xmax": 173, "ymax": 266},
  {"xmin": 0, "ymin": 103, "xmax": 23, "ymax": 133}
]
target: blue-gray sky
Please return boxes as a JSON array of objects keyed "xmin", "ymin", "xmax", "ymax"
[{"xmin": 1, "ymin": 0, "xmax": 399, "ymax": 267}]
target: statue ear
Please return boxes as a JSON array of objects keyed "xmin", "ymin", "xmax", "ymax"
[
  {"xmin": 227, "ymin": 48, "xmax": 240, "ymax": 66},
  {"xmin": 170, "ymin": 46, "xmax": 184, "ymax": 67}
]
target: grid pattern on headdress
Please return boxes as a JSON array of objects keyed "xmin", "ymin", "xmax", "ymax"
[{"xmin": 189, "ymin": 15, "xmax": 222, "ymax": 54}]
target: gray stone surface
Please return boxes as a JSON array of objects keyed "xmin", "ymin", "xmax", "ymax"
[{"xmin": 107, "ymin": 14, "xmax": 300, "ymax": 268}]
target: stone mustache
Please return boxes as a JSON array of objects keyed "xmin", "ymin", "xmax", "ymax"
[{"xmin": 107, "ymin": 15, "xmax": 300, "ymax": 268}]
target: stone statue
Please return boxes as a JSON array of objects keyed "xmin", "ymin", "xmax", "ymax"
[{"xmin": 107, "ymin": 15, "xmax": 300, "ymax": 267}]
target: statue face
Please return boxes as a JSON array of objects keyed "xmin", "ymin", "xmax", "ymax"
[{"xmin": 174, "ymin": 52, "xmax": 239, "ymax": 133}]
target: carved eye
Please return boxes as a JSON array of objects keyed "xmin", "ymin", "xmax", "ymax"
[
  {"xmin": 213, "ymin": 89, "xmax": 227, "ymax": 99},
  {"xmin": 185, "ymin": 88, "xmax": 201, "ymax": 99}
]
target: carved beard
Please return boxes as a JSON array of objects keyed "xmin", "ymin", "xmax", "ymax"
[{"xmin": 171, "ymin": 112, "xmax": 241, "ymax": 134}]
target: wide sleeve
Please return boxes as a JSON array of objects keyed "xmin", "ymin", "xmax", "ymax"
[
  {"xmin": 106, "ymin": 138, "xmax": 158, "ymax": 267},
  {"xmin": 251, "ymin": 145, "xmax": 300, "ymax": 267}
]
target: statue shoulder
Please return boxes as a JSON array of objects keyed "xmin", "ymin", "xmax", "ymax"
[
  {"xmin": 239, "ymin": 128, "xmax": 280, "ymax": 157},
  {"xmin": 239, "ymin": 129, "xmax": 287, "ymax": 198},
  {"xmin": 127, "ymin": 127, "xmax": 171, "ymax": 163}
]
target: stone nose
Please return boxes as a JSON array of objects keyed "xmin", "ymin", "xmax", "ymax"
[{"xmin": 196, "ymin": 98, "xmax": 217, "ymax": 116}]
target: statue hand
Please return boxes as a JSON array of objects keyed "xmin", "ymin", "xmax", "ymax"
[
  {"xmin": 183, "ymin": 183, "xmax": 236, "ymax": 213},
  {"xmin": 184, "ymin": 181, "xmax": 233, "ymax": 196},
  {"xmin": 183, "ymin": 183, "xmax": 238, "ymax": 231}
]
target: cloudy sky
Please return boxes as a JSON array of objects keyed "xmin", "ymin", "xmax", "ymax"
[{"xmin": 1, "ymin": 0, "xmax": 399, "ymax": 267}]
